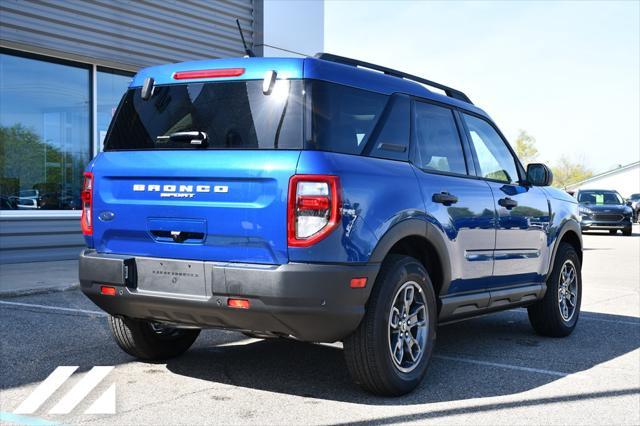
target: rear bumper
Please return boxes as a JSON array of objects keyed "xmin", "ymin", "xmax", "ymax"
[{"xmin": 79, "ymin": 249, "xmax": 379, "ymax": 342}]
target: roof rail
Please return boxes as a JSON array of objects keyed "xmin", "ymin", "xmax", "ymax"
[{"xmin": 314, "ymin": 52, "xmax": 473, "ymax": 105}]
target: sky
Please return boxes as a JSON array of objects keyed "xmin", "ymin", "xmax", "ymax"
[{"xmin": 324, "ymin": 0, "xmax": 640, "ymax": 174}]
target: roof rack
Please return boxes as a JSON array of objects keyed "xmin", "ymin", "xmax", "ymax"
[{"xmin": 314, "ymin": 53, "xmax": 473, "ymax": 105}]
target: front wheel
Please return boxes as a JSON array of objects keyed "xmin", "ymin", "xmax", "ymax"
[
  {"xmin": 623, "ymin": 226, "xmax": 632, "ymax": 236},
  {"xmin": 528, "ymin": 243, "xmax": 582, "ymax": 337},
  {"xmin": 343, "ymin": 254, "xmax": 437, "ymax": 396},
  {"xmin": 108, "ymin": 316, "xmax": 200, "ymax": 360}
]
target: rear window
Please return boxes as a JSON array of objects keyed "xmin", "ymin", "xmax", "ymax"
[
  {"xmin": 307, "ymin": 80, "xmax": 388, "ymax": 155},
  {"xmin": 104, "ymin": 80, "xmax": 303, "ymax": 150}
]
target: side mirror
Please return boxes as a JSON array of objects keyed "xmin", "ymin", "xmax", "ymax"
[
  {"xmin": 526, "ymin": 163, "xmax": 553, "ymax": 186},
  {"xmin": 626, "ymin": 200, "xmax": 633, "ymax": 207}
]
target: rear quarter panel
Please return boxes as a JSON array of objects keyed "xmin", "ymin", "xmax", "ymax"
[{"xmin": 292, "ymin": 151, "xmax": 424, "ymax": 263}]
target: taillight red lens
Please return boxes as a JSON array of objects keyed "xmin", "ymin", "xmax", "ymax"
[
  {"xmin": 81, "ymin": 172, "xmax": 93, "ymax": 235},
  {"xmin": 173, "ymin": 68, "xmax": 245, "ymax": 80},
  {"xmin": 288, "ymin": 175, "xmax": 341, "ymax": 247}
]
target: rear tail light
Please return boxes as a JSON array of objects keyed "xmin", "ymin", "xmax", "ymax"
[
  {"xmin": 81, "ymin": 172, "xmax": 93, "ymax": 235},
  {"xmin": 288, "ymin": 175, "xmax": 341, "ymax": 247}
]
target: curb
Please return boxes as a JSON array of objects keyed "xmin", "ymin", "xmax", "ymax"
[{"xmin": 0, "ymin": 282, "xmax": 80, "ymax": 299}]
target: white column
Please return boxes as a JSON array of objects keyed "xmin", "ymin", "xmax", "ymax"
[{"xmin": 91, "ymin": 64, "xmax": 98, "ymax": 156}]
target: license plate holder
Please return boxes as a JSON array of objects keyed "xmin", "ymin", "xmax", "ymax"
[{"xmin": 135, "ymin": 258, "xmax": 206, "ymax": 296}]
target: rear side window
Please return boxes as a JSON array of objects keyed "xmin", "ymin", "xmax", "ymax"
[
  {"xmin": 104, "ymin": 80, "xmax": 303, "ymax": 150},
  {"xmin": 412, "ymin": 102, "xmax": 467, "ymax": 175},
  {"xmin": 308, "ymin": 81, "xmax": 387, "ymax": 155}
]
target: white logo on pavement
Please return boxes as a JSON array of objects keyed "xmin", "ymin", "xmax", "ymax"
[{"xmin": 14, "ymin": 366, "xmax": 116, "ymax": 415}]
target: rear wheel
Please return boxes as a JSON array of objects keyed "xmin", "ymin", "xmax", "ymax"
[
  {"xmin": 343, "ymin": 254, "xmax": 437, "ymax": 396},
  {"xmin": 108, "ymin": 315, "xmax": 200, "ymax": 360},
  {"xmin": 528, "ymin": 243, "xmax": 581, "ymax": 337}
]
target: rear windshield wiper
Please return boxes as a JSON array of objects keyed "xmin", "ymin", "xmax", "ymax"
[{"xmin": 156, "ymin": 131, "xmax": 208, "ymax": 147}]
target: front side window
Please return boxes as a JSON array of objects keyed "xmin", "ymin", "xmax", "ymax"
[
  {"xmin": 105, "ymin": 80, "xmax": 303, "ymax": 151},
  {"xmin": 463, "ymin": 113, "xmax": 519, "ymax": 184},
  {"xmin": 0, "ymin": 52, "xmax": 90, "ymax": 210},
  {"xmin": 412, "ymin": 102, "xmax": 467, "ymax": 175}
]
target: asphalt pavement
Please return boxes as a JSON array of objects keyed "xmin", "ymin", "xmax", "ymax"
[{"xmin": 1, "ymin": 226, "xmax": 639, "ymax": 425}]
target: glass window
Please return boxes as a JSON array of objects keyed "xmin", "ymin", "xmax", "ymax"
[
  {"xmin": 412, "ymin": 102, "xmax": 467, "ymax": 175},
  {"xmin": 366, "ymin": 95, "xmax": 410, "ymax": 162},
  {"xmin": 577, "ymin": 190, "xmax": 624, "ymax": 205},
  {"xmin": 0, "ymin": 52, "xmax": 90, "ymax": 210},
  {"xmin": 97, "ymin": 68, "xmax": 132, "ymax": 148},
  {"xmin": 308, "ymin": 80, "xmax": 388, "ymax": 155},
  {"xmin": 105, "ymin": 80, "xmax": 303, "ymax": 151},
  {"xmin": 463, "ymin": 113, "xmax": 519, "ymax": 183}
]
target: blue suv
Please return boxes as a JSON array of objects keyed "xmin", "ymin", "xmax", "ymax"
[{"xmin": 79, "ymin": 53, "xmax": 583, "ymax": 396}]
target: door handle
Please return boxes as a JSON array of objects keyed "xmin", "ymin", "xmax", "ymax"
[
  {"xmin": 498, "ymin": 197, "xmax": 518, "ymax": 210},
  {"xmin": 432, "ymin": 192, "xmax": 458, "ymax": 206}
]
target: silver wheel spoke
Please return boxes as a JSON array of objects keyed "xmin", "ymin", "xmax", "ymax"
[
  {"xmin": 393, "ymin": 335, "xmax": 403, "ymax": 364},
  {"xmin": 404, "ymin": 335, "xmax": 418, "ymax": 362},
  {"xmin": 390, "ymin": 307, "xmax": 400, "ymax": 329},
  {"xmin": 403, "ymin": 286, "xmax": 414, "ymax": 315},
  {"xmin": 408, "ymin": 305, "xmax": 426, "ymax": 328}
]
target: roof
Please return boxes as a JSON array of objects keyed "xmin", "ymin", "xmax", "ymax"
[
  {"xmin": 566, "ymin": 161, "xmax": 640, "ymax": 190},
  {"xmin": 129, "ymin": 55, "xmax": 489, "ymax": 118}
]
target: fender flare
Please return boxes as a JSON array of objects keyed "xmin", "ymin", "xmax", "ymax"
[
  {"xmin": 369, "ymin": 218, "xmax": 452, "ymax": 296},
  {"xmin": 548, "ymin": 218, "xmax": 583, "ymax": 274}
]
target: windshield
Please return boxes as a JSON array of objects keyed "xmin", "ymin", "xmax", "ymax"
[
  {"xmin": 578, "ymin": 190, "xmax": 624, "ymax": 205},
  {"xmin": 104, "ymin": 80, "xmax": 303, "ymax": 150},
  {"xmin": 629, "ymin": 193, "xmax": 640, "ymax": 200}
]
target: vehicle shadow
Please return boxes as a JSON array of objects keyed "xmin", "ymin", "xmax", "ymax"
[{"xmin": 167, "ymin": 309, "xmax": 640, "ymax": 405}]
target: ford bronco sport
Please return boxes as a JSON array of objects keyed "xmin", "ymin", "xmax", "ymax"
[{"xmin": 79, "ymin": 53, "xmax": 583, "ymax": 396}]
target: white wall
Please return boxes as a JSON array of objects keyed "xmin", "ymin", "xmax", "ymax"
[
  {"xmin": 261, "ymin": 0, "xmax": 324, "ymax": 57},
  {"xmin": 571, "ymin": 164, "xmax": 640, "ymax": 197}
]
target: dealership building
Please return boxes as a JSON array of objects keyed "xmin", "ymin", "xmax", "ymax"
[{"xmin": 0, "ymin": 0, "xmax": 323, "ymax": 263}]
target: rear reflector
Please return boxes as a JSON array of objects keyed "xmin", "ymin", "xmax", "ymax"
[
  {"xmin": 100, "ymin": 286, "xmax": 117, "ymax": 296},
  {"xmin": 228, "ymin": 298, "xmax": 250, "ymax": 309},
  {"xmin": 173, "ymin": 68, "xmax": 245, "ymax": 80},
  {"xmin": 350, "ymin": 278, "xmax": 367, "ymax": 288}
]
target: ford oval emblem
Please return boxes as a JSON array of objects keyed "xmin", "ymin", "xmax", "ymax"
[{"xmin": 98, "ymin": 211, "xmax": 115, "ymax": 221}]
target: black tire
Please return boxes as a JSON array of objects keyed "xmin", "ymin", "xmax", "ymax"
[
  {"xmin": 527, "ymin": 242, "xmax": 581, "ymax": 337},
  {"xmin": 108, "ymin": 315, "xmax": 200, "ymax": 360},
  {"xmin": 623, "ymin": 226, "xmax": 632, "ymax": 236},
  {"xmin": 343, "ymin": 254, "xmax": 437, "ymax": 396},
  {"xmin": 609, "ymin": 229, "xmax": 617, "ymax": 235}
]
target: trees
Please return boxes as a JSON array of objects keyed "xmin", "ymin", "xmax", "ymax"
[
  {"xmin": 511, "ymin": 129, "xmax": 592, "ymax": 189},
  {"xmin": 513, "ymin": 130, "xmax": 539, "ymax": 167},
  {"xmin": 551, "ymin": 156, "xmax": 593, "ymax": 189}
]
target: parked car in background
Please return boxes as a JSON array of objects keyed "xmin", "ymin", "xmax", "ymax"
[
  {"xmin": 576, "ymin": 189, "xmax": 633, "ymax": 235},
  {"xmin": 627, "ymin": 193, "xmax": 640, "ymax": 222}
]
